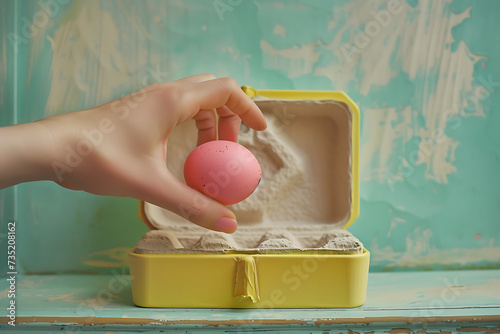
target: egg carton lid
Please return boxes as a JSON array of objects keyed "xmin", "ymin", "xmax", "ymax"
[{"xmin": 139, "ymin": 90, "xmax": 360, "ymax": 241}]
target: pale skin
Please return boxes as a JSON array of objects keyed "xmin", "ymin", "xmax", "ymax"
[{"xmin": 0, "ymin": 74, "xmax": 267, "ymax": 233}]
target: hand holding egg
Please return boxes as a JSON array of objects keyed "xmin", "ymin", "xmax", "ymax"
[{"xmin": 184, "ymin": 140, "xmax": 261, "ymax": 205}]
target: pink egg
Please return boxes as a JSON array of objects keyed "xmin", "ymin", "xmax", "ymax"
[{"xmin": 183, "ymin": 140, "xmax": 261, "ymax": 206}]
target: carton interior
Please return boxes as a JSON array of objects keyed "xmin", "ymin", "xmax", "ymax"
[{"xmin": 137, "ymin": 98, "xmax": 360, "ymax": 254}]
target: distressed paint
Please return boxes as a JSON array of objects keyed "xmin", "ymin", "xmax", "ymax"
[
  {"xmin": 1, "ymin": 322, "xmax": 499, "ymax": 334},
  {"xmin": 42, "ymin": 1, "xmax": 154, "ymax": 117},
  {"xmin": 82, "ymin": 247, "xmax": 131, "ymax": 268},
  {"xmin": 0, "ymin": 0, "xmax": 499, "ymax": 275}
]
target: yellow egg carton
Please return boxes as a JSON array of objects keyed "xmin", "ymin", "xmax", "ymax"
[{"xmin": 128, "ymin": 87, "xmax": 369, "ymax": 308}]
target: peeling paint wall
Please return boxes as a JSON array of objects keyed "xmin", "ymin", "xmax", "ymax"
[{"xmin": 0, "ymin": 0, "xmax": 499, "ymax": 274}]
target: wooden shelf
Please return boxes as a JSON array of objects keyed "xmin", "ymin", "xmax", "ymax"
[{"xmin": 1, "ymin": 270, "xmax": 499, "ymax": 332}]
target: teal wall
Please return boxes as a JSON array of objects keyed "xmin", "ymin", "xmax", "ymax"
[{"xmin": 0, "ymin": 0, "xmax": 499, "ymax": 274}]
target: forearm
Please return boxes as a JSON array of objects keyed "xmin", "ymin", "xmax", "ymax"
[{"xmin": 0, "ymin": 121, "xmax": 57, "ymax": 189}]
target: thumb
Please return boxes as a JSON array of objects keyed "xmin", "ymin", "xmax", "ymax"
[{"xmin": 140, "ymin": 169, "xmax": 238, "ymax": 234}]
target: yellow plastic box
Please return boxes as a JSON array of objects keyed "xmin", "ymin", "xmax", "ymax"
[{"xmin": 129, "ymin": 87, "xmax": 370, "ymax": 308}]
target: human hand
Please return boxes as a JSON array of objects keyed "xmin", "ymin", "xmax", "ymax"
[{"xmin": 3, "ymin": 74, "xmax": 267, "ymax": 233}]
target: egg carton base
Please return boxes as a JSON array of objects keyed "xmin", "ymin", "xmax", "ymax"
[{"xmin": 134, "ymin": 229, "xmax": 363, "ymax": 255}]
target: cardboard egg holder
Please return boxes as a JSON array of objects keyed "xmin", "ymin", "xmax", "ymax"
[
  {"xmin": 134, "ymin": 228, "xmax": 363, "ymax": 255},
  {"xmin": 129, "ymin": 88, "xmax": 370, "ymax": 308}
]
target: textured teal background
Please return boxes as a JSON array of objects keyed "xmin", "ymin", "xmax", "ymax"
[{"xmin": 0, "ymin": 0, "xmax": 499, "ymax": 275}]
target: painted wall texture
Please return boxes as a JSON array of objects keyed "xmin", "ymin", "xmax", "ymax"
[{"xmin": 0, "ymin": 0, "xmax": 499, "ymax": 274}]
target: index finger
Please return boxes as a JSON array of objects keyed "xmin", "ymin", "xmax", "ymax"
[{"xmin": 183, "ymin": 78, "xmax": 267, "ymax": 131}]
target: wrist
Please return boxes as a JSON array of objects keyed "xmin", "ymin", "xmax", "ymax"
[
  {"xmin": 35, "ymin": 112, "xmax": 88, "ymax": 184},
  {"xmin": 37, "ymin": 108, "xmax": 111, "ymax": 184},
  {"xmin": 0, "ymin": 121, "xmax": 59, "ymax": 188}
]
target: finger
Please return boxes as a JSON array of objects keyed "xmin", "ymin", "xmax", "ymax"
[
  {"xmin": 172, "ymin": 73, "xmax": 216, "ymax": 86},
  {"xmin": 194, "ymin": 109, "xmax": 217, "ymax": 146},
  {"xmin": 217, "ymin": 105, "xmax": 241, "ymax": 142},
  {"xmin": 184, "ymin": 78, "xmax": 267, "ymax": 131},
  {"xmin": 140, "ymin": 169, "xmax": 238, "ymax": 233}
]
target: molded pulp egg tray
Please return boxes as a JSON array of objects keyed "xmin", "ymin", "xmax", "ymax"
[{"xmin": 128, "ymin": 87, "xmax": 370, "ymax": 308}]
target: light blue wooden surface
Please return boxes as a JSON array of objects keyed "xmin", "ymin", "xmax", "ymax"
[
  {"xmin": 1, "ymin": 0, "xmax": 500, "ymax": 275},
  {"xmin": 0, "ymin": 270, "xmax": 499, "ymax": 332}
]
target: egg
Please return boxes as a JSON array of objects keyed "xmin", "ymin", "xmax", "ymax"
[{"xmin": 183, "ymin": 140, "xmax": 261, "ymax": 206}]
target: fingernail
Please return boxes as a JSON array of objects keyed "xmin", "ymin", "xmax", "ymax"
[{"xmin": 214, "ymin": 217, "xmax": 238, "ymax": 233}]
